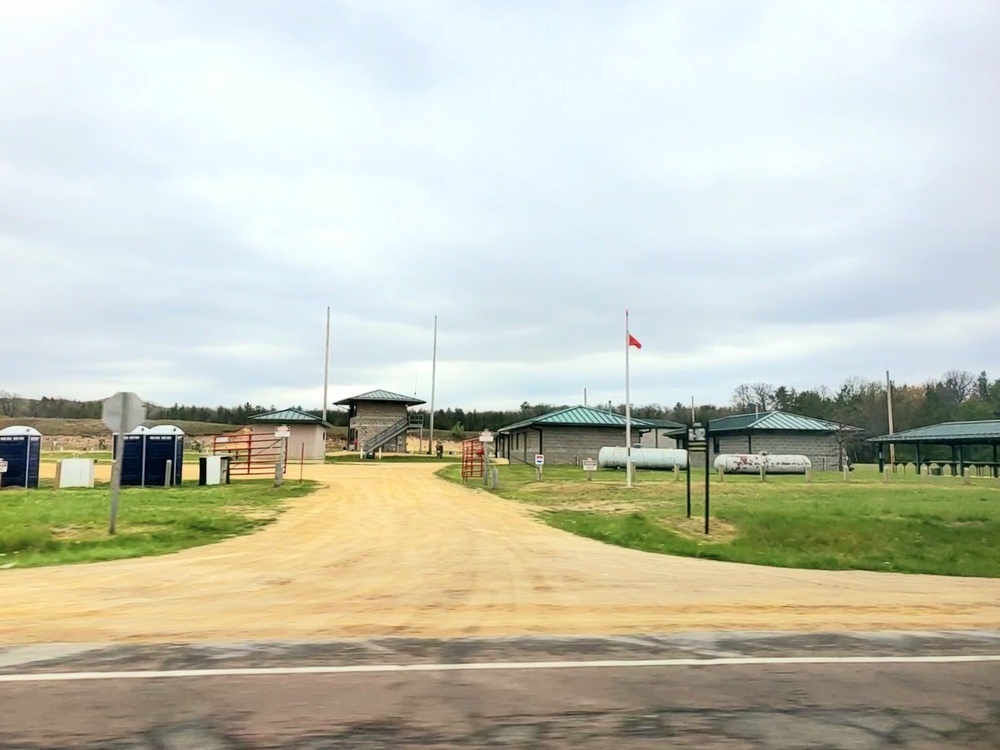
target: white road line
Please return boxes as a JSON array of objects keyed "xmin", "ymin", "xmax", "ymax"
[{"xmin": 1, "ymin": 655, "xmax": 1000, "ymax": 683}]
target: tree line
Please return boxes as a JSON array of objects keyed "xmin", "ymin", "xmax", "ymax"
[{"xmin": 3, "ymin": 368, "xmax": 998, "ymax": 456}]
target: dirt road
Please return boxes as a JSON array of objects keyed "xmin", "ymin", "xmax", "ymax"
[{"xmin": 4, "ymin": 463, "xmax": 999, "ymax": 643}]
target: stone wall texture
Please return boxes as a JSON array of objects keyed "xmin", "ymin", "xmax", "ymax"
[
  {"xmin": 355, "ymin": 402, "xmax": 409, "ymax": 453},
  {"xmin": 505, "ymin": 426, "xmax": 629, "ymax": 465},
  {"xmin": 687, "ymin": 432, "xmax": 842, "ymax": 470}
]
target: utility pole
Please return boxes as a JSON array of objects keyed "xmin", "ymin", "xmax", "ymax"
[
  {"xmin": 584, "ymin": 388, "xmax": 588, "ymax": 407},
  {"xmin": 886, "ymin": 369, "xmax": 896, "ymax": 470},
  {"xmin": 322, "ymin": 306, "xmax": 330, "ymax": 423},
  {"xmin": 428, "ymin": 314, "xmax": 437, "ymax": 454}
]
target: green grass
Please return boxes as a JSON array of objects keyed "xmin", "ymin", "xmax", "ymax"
[
  {"xmin": 438, "ymin": 463, "xmax": 1000, "ymax": 577},
  {"xmin": 326, "ymin": 453, "xmax": 460, "ymax": 463},
  {"xmin": 0, "ymin": 479, "xmax": 318, "ymax": 569}
]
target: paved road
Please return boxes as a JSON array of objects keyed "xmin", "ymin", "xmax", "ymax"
[
  {"xmin": 6, "ymin": 463, "xmax": 1000, "ymax": 642},
  {"xmin": 1, "ymin": 632, "xmax": 998, "ymax": 748}
]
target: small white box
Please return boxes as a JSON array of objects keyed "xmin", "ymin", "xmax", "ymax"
[
  {"xmin": 58, "ymin": 459, "xmax": 96, "ymax": 488},
  {"xmin": 202, "ymin": 455, "xmax": 223, "ymax": 485}
]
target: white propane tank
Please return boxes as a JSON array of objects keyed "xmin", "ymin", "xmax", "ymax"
[
  {"xmin": 713, "ymin": 454, "xmax": 812, "ymax": 474},
  {"xmin": 598, "ymin": 447, "xmax": 688, "ymax": 470}
]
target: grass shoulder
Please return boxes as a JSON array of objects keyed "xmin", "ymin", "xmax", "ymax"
[
  {"xmin": 0, "ymin": 479, "xmax": 319, "ymax": 569},
  {"xmin": 437, "ymin": 463, "xmax": 1000, "ymax": 577},
  {"xmin": 328, "ymin": 453, "xmax": 460, "ymax": 463}
]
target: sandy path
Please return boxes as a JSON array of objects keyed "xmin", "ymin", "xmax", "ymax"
[{"xmin": 3, "ymin": 463, "xmax": 999, "ymax": 644}]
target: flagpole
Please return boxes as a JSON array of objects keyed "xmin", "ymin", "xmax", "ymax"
[
  {"xmin": 427, "ymin": 315, "xmax": 437, "ymax": 456},
  {"xmin": 886, "ymin": 369, "xmax": 895, "ymax": 470},
  {"xmin": 625, "ymin": 309, "xmax": 632, "ymax": 488},
  {"xmin": 322, "ymin": 306, "xmax": 330, "ymax": 424}
]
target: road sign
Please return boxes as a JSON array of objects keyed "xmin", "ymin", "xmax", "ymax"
[
  {"xmin": 102, "ymin": 392, "xmax": 147, "ymax": 433},
  {"xmin": 688, "ymin": 426, "xmax": 706, "ymax": 443},
  {"xmin": 102, "ymin": 392, "xmax": 148, "ymax": 535},
  {"xmin": 349, "ymin": 417, "xmax": 359, "ymax": 428},
  {"xmin": 582, "ymin": 458, "xmax": 597, "ymax": 471},
  {"xmin": 0, "ymin": 459, "xmax": 7, "ymax": 473},
  {"xmin": 535, "ymin": 454, "xmax": 545, "ymax": 466},
  {"xmin": 479, "ymin": 430, "xmax": 494, "ymax": 443},
  {"xmin": 275, "ymin": 425, "xmax": 291, "ymax": 439}
]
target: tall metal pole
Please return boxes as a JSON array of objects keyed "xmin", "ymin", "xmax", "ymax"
[
  {"xmin": 428, "ymin": 314, "xmax": 437, "ymax": 454},
  {"xmin": 109, "ymin": 402, "xmax": 126, "ymax": 535},
  {"xmin": 322, "ymin": 306, "xmax": 330, "ymax": 423},
  {"xmin": 584, "ymin": 388, "xmax": 587, "ymax": 407},
  {"xmin": 685, "ymin": 431, "xmax": 692, "ymax": 518},
  {"xmin": 704, "ymin": 423, "xmax": 711, "ymax": 535},
  {"xmin": 625, "ymin": 310, "xmax": 632, "ymax": 488},
  {"xmin": 886, "ymin": 369, "xmax": 896, "ymax": 470}
]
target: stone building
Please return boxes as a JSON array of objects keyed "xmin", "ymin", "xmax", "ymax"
[
  {"xmin": 704, "ymin": 411, "xmax": 859, "ymax": 470},
  {"xmin": 495, "ymin": 406, "xmax": 674, "ymax": 465},
  {"xmin": 334, "ymin": 390, "xmax": 426, "ymax": 454}
]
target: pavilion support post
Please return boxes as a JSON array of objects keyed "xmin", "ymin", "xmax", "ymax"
[
  {"xmin": 993, "ymin": 444, "xmax": 998, "ymax": 479},
  {"xmin": 915, "ymin": 444, "xmax": 922, "ymax": 475}
]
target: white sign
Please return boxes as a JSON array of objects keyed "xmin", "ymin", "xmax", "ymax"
[
  {"xmin": 349, "ymin": 417, "xmax": 360, "ymax": 428},
  {"xmin": 479, "ymin": 430, "xmax": 494, "ymax": 443},
  {"xmin": 275, "ymin": 425, "xmax": 291, "ymax": 439},
  {"xmin": 102, "ymin": 392, "xmax": 147, "ymax": 433},
  {"xmin": 582, "ymin": 458, "xmax": 597, "ymax": 471},
  {"xmin": 688, "ymin": 427, "xmax": 706, "ymax": 442},
  {"xmin": 535, "ymin": 454, "xmax": 545, "ymax": 466},
  {"xmin": 0, "ymin": 459, "xmax": 7, "ymax": 473}
]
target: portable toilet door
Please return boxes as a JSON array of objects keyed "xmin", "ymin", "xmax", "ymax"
[
  {"xmin": 118, "ymin": 426, "xmax": 150, "ymax": 487},
  {"xmin": 0, "ymin": 426, "xmax": 43, "ymax": 489},
  {"xmin": 145, "ymin": 425, "xmax": 185, "ymax": 486},
  {"xmin": 112, "ymin": 425, "xmax": 150, "ymax": 461}
]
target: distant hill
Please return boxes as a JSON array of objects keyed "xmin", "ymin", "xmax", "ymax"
[{"xmin": 0, "ymin": 418, "xmax": 241, "ymax": 437}]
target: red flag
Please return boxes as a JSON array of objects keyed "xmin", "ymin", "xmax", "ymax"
[{"xmin": 628, "ymin": 333, "xmax": 642, "ymax": 349}]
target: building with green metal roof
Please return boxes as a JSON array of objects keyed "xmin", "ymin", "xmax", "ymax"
[
  {"xmin": 868, "ymin": 420, "xmax": 1000, "ymax": 477},
  {"xmin": 248, "ymin": 408, "xmax": 331, "ymax": 426},
  {"xmin": 247, "ymin": 407, "xmax": 333, "ymax": 461},
  {"xmin": 706, "ymin": 410, "xmax": 861, "ymax": 471},
  {"xmin": 333, "ymin": 389, "xmax": 426, "ymax": 454},
  {"xmin": 495, "ymin": 406, "xmax": 680, "ymax": 465}
]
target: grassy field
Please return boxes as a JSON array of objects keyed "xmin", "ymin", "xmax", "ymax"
[
  {"xmin": 327, "ymin": 453, "xmax": 461, "ymax": 463},
  {"xmin": 0, "ymin": 418, "xmax": 242, "ymax": 437},
  {"xmin": 0, "ymin": 479, "xmax": 318, "ymax": 569},
  {"xmin": 438, "ymin": 463, "xmax": 1000, "ymax": 577}
]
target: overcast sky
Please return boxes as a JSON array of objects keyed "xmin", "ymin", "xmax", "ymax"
[{"xmin": 2, "ymin": 0, "xmax": 998, "ymax": 412}]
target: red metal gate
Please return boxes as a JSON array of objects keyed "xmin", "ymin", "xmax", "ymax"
[
  {"xmin": 461, "ymin": 438, "xmax": 484, "ymax": 481},
  {"xmin": 212, "ymin": 429, "xmax": 286, "ymax": 476}
]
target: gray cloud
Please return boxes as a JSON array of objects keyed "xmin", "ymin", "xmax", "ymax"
[{"xmin": 2, "ymin": 0, "xmax": 999, "ymax": 412}]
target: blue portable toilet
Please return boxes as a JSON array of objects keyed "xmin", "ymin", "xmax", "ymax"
[
  {"xmin": 116, "ymin": 426, "xmax": 150, "ymax": 486},
  {"xmin": 111, "ymin": 425, "xmax": 149, "ymax": 459},
  {"xmin": 116, "ymin": 425, "xmax": 184, "ymax": 487},
  {"xmin": 144, "ymin": 425, "xmax": 184, "ymax": 486},
  {"xmin": 0, "ymin": 426, "xmax": 42, "ymax": 489}
]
